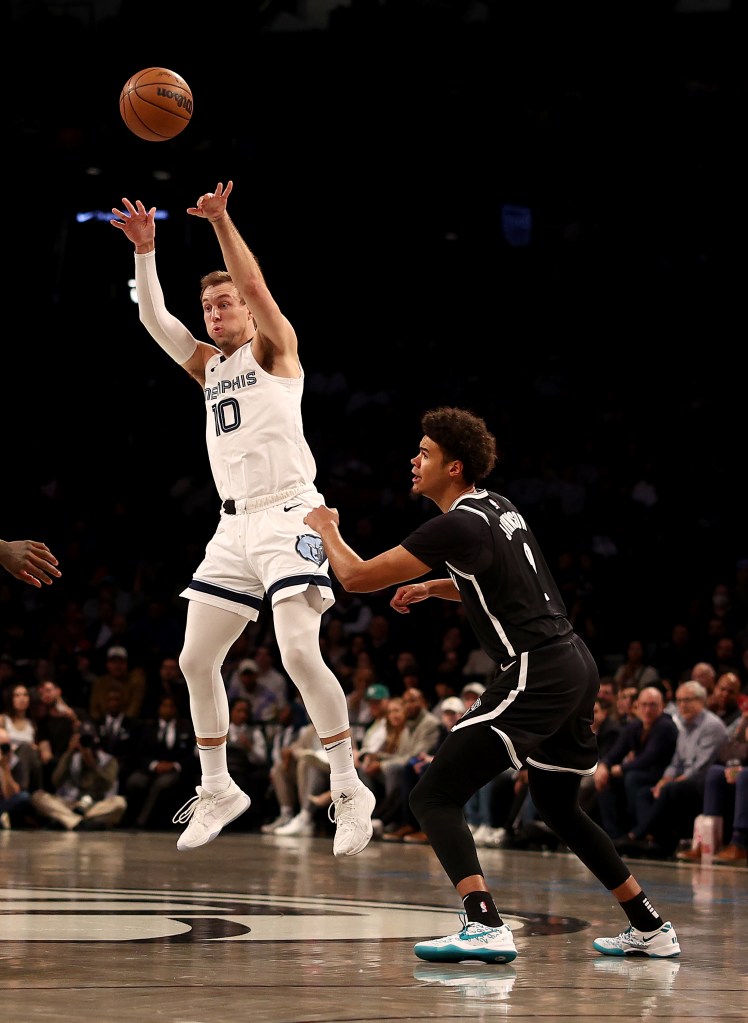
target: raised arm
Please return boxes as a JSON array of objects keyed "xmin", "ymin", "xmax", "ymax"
[
  {"xmin": 110, "ymin": 198, "xmax": 216, "ymax": 385},
  {"xmin": 188, "ymin": 181, "xmax": 299, "ymax": 375}
]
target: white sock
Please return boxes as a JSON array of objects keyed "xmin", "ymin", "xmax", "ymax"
[
  {"xmin": 323, "ymin": 736, "xmax": 359, "ymax": 797},
  {"xmin": 197, "ymin": 742, "xmax": 231, "ymax": 794}
]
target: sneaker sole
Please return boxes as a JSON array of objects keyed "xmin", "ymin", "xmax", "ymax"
[
  {"xmin": 414, "ymin": 944, "xmax": 518, "ymax": 965},
  {"xmin": 592, "ymin": 940, "xmax": 681, "ymax": 959},
  {"xmin": 176, "ymin": 793, "xmax": 251, "ymax": 852}
]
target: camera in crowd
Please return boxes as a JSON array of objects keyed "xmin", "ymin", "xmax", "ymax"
[{"xmin": 78, "ymin": 727, "xmax": 99, "ymax": 749}]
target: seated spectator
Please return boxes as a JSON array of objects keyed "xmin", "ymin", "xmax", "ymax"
[
  {"xmin": 594, "ymin": 686, "xmax": 679, "ymax": 839},
  {"xmin": 1, "ymin": 683, "xmax": 43, "ymax": 792},
  {"xmin": 253, "ymin": 644, "xmax": 290, "ymax": 709},
  {"xmin": 677, "ymin": 707, "xmax": 748, "ymax": 864},
  {"xmin": 92, "ymin": 683, "xmax": 142, "ymax": 789},
  {"xmin": 346, "ymin": 666, "xmax": 381, "ymax": 743},
  {"xmin": 272, "ymin": 723, "xmax": 332, "ymax": 837},
  {"xmin": 614, "ymin": 680, "xmax": 729, "ymax": 858},
  {"xmin": 123, "ymin": 695, "xmax": 196, "ymax": 829},
  {"xmin": 353, "ymin": 683, "xmax": 390, "ymax": 761},
  {"xmin": 0, "ymin": 724, "xmax": 33, "ymax": 828},
  {"xmin": 31, "ymin": 721, "xmax": 127, "ymax": 831},
  {"xmin": 578, "ymin": 696, "xmax": 622, "ymax": 823},
  {"xmin": 361, "ymin": 688, "xmax": 440, "ymax": 834},
  {"xmin": 615, "ymin": 686, "xmax": 639, "ymax": 726},
  {"xmin": 597, "ymin": 676, "xmax": 618, "ymax": 707},
  {"xmin": 226, "ymin": 659, "xmax": 281, "ymax": 725},
  {"xmin": 140, "ymin": 655, "xmax": 190, "ymax": 720},
  {"xmin": 613, "ymin": 639, "xmax": 660, "ymax": 692},
  {"xmin": 31, "ymin": 679, "xmax": 79, "ymax": 790},
  {"xmin": 689, "ymin": 661, "xmax": 717, "ymax": 697},
  {"xmin": 88, "ymin": 646, "xmax": 146, "ymax": 720},
  {"xmin": 461, "ymin": 645, "xmax": 497, "ymax": 688},
  {"xmin": 707, "ymin": 672, "xmax": 742, "ymax": 729},
  {"xmin": 225, "ymin": 697, "xmax": 269, "ymax": 828},
  {"xmin": 260, "ymin": 697, "xmax": 310, "ymax": 833},
  {"xmin": 361, "ymin": 697, "xmax": 410, "ymax": 831}
]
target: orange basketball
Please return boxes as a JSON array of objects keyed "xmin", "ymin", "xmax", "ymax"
[{"xmin": 119, "ymin": 67, "xmax": 193, "ymax": 142}]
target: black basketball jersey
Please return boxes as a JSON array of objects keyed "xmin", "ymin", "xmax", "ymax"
[{"xmin": 401, "ymin": 489, "xmax": 572, "ymax": 662}]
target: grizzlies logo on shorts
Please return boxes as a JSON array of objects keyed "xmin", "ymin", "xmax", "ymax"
[{"xmin": 297, "ymin": 533, "xmax": 326, "ymax": 567}]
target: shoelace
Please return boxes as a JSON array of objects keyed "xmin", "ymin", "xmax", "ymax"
[
  {"xmin": 328, "ymin": 793, "xmax": 348, "ymax": 826},
  {"xmin": 172, "ymin": 789, "xmax": 214, "ymax": 825}
]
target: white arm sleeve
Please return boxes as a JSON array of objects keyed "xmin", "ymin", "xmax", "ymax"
[{"xmin": 134, "ymin": 250, "xmax": 199, "ymax": 365}]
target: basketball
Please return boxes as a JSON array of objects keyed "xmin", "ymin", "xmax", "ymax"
[{"xmin": 119, "ymin": 67, "xmax": 193, "ymax": 142}]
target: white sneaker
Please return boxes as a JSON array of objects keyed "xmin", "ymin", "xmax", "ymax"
[
  {"xmin": 329, "ymin": 784, "xmax": 376, "ymax": 856},
  {"xmin": 260, "ymin": 813, "xmax": 293, "ymax": 834},
  {"xmin": 414, "ymin": 919, "xmax": 517, "ymax": 964},
  {"xmin": 482, "ymin": 827, "xmax": 508, "ymax": 848},
  {"xmin": 172, "ymin": 781, "xmax": 250, "ymax": 851},
  {"xmin": 472, "ymin": 824, "xmax": 493, "ymax": 846},
  {"xmin": 274, "ymin": 812, "xmax": 315, "ymax": 837},
  {"xmin": 593, "ymin": 921, "xmax": 681, "ymax": 958},
  {"xmin": 371, "ymin": 817, "xmax": 384, "ymax": 840}
]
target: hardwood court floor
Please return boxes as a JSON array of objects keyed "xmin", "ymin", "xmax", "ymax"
[{"xmin": 1, "ymin": 827, "xmax": 745, "ymax": 1022}]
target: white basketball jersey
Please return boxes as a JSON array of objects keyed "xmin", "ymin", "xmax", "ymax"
[{"xmin": 202, "ymin": 341, "xmax": 317, "ymax": 501}]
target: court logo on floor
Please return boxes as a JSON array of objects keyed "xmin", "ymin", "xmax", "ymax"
[{"xmin": 0, "ymin": 887, "xmax": 588, "ymax": 943}]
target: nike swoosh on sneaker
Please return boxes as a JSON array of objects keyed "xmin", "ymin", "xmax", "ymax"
[
  {"xmin": 500, "ymin": 660, "xmax": 516, "ymax": 671},
  {"xmin": 284, "ymin": 503, "xmax": 303, "ymax": 512}
]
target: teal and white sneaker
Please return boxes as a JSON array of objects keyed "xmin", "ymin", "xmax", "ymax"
[
  {"xmin": 593, "ymin": 921, "xmax": 681, "ymax": 958},
  {"xmin": 414, "ymin": 920, "xmax": 517, "ymax": 964}
]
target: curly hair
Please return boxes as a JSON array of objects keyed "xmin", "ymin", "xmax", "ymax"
[{"xmin": 420, "ymin": 407, "xmax": 498, "ymax": 485}]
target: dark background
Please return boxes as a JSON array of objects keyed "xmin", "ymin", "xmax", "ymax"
[{"xmin": 4, "ymin": 1, "xmax": 746, "ymax": 676}]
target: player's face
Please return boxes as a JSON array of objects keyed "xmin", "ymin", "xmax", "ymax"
[
  {"xmin": 411, "ymin": 435, "xmax": 449, "ymax": 499},
  {"xmin": 201, "ymin": 284, "xmax": 253, "ymax": 349}
]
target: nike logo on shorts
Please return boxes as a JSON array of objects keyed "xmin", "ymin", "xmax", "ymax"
[
  {"xmin": 500, "ymin": 660, "xmax": 516, "ymax": 671},
  {"xmin": 284, "ymin": 503, "xmax": 303, "ymax": 512}
]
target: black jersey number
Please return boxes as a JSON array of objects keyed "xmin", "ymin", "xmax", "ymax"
[{"xmin": 211, "ymin": 398, "xmax": 241, "ymax": 437}]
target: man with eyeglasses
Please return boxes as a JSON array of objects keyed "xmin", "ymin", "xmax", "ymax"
[
  {"xmin": 594, "ymin": 686, "xmax": 678, "ymax": 840},
  {"xmin": 614, "ymin": 680, "xmax": 728, "ymax": 859}
]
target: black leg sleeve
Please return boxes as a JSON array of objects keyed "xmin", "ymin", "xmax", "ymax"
[
  {"xmin": 528, "ymin": 766, "xmax": 631, "ymax": 891},
  {"xmin": 410, "ymin": 726, "xmax": 513, "ymax": 887}
]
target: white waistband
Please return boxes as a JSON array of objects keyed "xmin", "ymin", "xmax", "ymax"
[{"xmin": 223, "ymin": 482, "xmax": 312, "ymax": 514}]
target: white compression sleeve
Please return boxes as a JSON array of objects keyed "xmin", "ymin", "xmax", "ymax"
[{"xmin": 134, "ymin": 250, "xmax": 199, "ymax": 365}]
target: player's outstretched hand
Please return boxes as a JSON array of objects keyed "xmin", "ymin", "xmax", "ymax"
[
  {"xmin": 110, "ymin": 198, "xmax": 156, "ymax": 246},
  {"xmin": 0, "ymin": 539, "xmax": 61, "ymax": 588},
  {"xmin": 188, "ymin": 180, "xmax": 233, "ymax": 221}
]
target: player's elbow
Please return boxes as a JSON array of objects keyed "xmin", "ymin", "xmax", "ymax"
[{"xmin": 335, "ymin": 566, "xmax": 378, "ymax": 593}]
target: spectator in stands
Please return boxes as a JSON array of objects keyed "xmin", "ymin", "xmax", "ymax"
[
  {"xmin": 614, "ymin": 680, "xmax": 729, "ymax": 858},
  {"xmin": 0, "ymin": 723, "xmax": 33, "ymax": 828},
  {"xmin": 615, "ymin": 686, "xmax": 639, "ymax": 726},
  {"xmin": 707, "ymin": 672, "xmax": 742, "ymax": 729},
  {"xmin": 594, "ymin": 686, "xmax": 679, "ymax": 840},
  {"xmin": 226, "ymin": 659, "xmax": 282, "ymax": 724},
  {"xmin": 260, "ymin": 696, "xmax": 310, "ymax": 833},
  {"xmin": 89, "ymin": 646, "xmax": 146, "ymax": 720},
  {"xmin": 32, "ymin": 679, "xmax": 79, "ymax": 790},
  {"xmin": 253, "ymin": 644, "xmax": 290, "ymax": 708},
  {"xmin": 689, "ymin": 661, "xmax": 716, "ymax": 697},
  {"xmin": 31, "ymin": 721, "xmax": 127, "ymax": 831},
  {"xmin": 225, "ymin": 697, "xmax": 269, "ymax": 828},
  {"xmin": 677, "ymin": 706, "xmax": 748, "ymax": 864},
  {"xmin": 1, "ymin": 683, "xmax": 43, "ymax": 792},
  {"xmin": 91, "ymin": 682, "xmax": 142, "ymax": 790},
  {"xmin": 613, "ymin": 639, "xmax": 660, "ymax": 692},
  {"xmin": 124, "ymin": 695, "xmax": 196, "ymax": 829}
]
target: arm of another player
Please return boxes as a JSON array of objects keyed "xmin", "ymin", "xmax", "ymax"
[
  {"xmin": 189, "ymin": 181, "xmax": 299, "ymax": 374},
  {"xmin": 304, "ymin": 505, "xmax": 433, "ymax": 595},
  {"xmin": 0, "ymin": 539, "xmax": 61, "ymax": 587}
]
